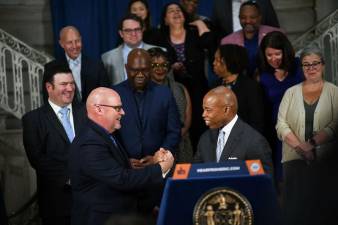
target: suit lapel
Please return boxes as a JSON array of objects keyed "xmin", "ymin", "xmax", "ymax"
[
  {"xmin": 80, "ymin": 56, "xmax": 88, "ymax": 97},
  {"xmin": 141, "ymin": 83, "xmax": 155, "ymax": 127},
  {"xmin": 124, "ymin": 82, "xmax": 142, "ymax": 130},
  {"xmin": 72, "ymin": 103, "xmax": 86, "ymax": 136},
  {"xmin": 90, "ymin": 120, "xmax": 130, "ymax": 166},
  {"xmin": 117, "ymin": 46, "xmax": 125, "ymax": 83},
  {"xmin": 220, "ymin": 119, "xmax": 242, "ymax": 161},
  {"xmin": 44, "ymin": 104, "xmax": 70, "ymax": 143},
  {"xmin": 210, "ymin": 129, "xmax": 219, "ymax": 162}
]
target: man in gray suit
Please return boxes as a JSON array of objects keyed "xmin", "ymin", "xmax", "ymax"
[
  {"xmin": 101, "ymin": 14, "xmax": 160, "ymax": 85},
  {"xmin": 194, "ymin": 86, "xmax": 272, "ymax": 175}
]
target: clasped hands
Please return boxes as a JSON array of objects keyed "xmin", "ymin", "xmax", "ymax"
[
  {"xmin": 295, "ymin": 141, "xmax": 315, "ymax": 161},
  {"xmin": 130, "ymin": 148, "xmax": 174, "ymax": 173}
]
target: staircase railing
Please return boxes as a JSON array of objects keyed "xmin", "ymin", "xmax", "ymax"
[
  {"xmin": 293, "ymin": 9, "xmax": 338, "ymax": 84},
  {"xmin": 0, "ymin": 28, "xmax": 53, "ymax": 119}
]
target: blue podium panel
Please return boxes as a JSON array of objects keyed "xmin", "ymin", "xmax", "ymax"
[{"xmin": 157, "ymin": 161, "xmax": 281, "ymax": 225}]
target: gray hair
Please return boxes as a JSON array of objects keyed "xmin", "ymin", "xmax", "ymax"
[{"xmin": 300, "ymin": 45, "xmax": 325, "ymax": 64}]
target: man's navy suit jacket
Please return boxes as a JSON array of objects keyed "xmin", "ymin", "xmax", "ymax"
[
  {"xmin": 69, "ymin": 119, "xmax": 163, "ymax": 225},
  {"xmin": 113, "ymin": 80, "xmax": 181, "ymax": 158}
]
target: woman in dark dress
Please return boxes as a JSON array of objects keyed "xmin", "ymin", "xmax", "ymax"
[{"xmin": 213, "ymin": 44, "xmax": 265, "ymax": 135}]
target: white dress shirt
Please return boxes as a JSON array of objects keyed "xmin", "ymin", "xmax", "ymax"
[{"xmin": 48, "ymin": 100, "xmax": 75, "ymax": 134}]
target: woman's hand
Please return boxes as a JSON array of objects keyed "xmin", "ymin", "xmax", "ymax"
[
  {"xmin": 295, "ymin": 141, "xmax": 315, "ymax": 161},
  {"xmin": 189, "ymin": 19, "xmax": 210, "ymax": 36}
]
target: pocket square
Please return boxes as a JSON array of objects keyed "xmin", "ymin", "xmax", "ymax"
[{"xmin": 228, "ymin": 157, "xmax": 238, "ymax": 160}]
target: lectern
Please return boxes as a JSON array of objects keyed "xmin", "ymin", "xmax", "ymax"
[{"xmin": 157, "ymin": 160, "xmax": 281, "ymax": 225}]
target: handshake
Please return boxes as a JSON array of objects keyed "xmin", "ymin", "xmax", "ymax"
[{"xmin": 130, "ymin": 148, "xmax": 174, "ymax": 174}]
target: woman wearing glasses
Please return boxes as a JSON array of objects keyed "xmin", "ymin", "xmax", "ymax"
[
  {"xmin": 276, "ymin": 46, "xmax": 338, "ymax": 225},
  {"xmin": 148, "ymin": 47, "xmax": 193, "ymax": 162},
  {"xmin": 257, "ymin": 31, "xmax": 304, "ymax": 185}
]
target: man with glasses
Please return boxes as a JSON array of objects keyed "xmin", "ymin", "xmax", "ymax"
[
  {"xmin": 102, "ymin": 14, "xmax": 161, "ymax": 85},
  {"xmin": 69, "ymin": 87, "xmax": 174, "ymax": 225},
  {"xmin": 113, "ymin": 48, "xmax": 181, "ymax": 215}
]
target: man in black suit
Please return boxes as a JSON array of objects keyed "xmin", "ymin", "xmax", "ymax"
[
  {"xmin": 194, "ymin": 86, "xmax": 272, "ymax": 174},
  {"xmin": 212, "ymin": 0, "xmax": 280, "ymax": 40},
  {"xmin": 22, "ymin": 62, "xmax": 87, "ymax": 225},
  {"xmin": 69, "ymin": 87, "xmax": 174, "ymax": 225},
  {"xmin": 43, "ymin": 26, "xmax": 110, "ymax": 103}
]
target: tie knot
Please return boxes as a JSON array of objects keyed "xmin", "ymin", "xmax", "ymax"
[
  {"xmin": 69, "ymin": 58, "xmax": 80, "ymax": 67},
  {"xmin": 59, "ymin": 107, "xmax": 69, "ymax": 116}
]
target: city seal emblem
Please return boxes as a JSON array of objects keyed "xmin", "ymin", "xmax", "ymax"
[{"xmin": 193, "ymin": 187, "xmax": 253, "ymax": 225}]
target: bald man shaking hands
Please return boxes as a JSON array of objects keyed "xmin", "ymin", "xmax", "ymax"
[
  {"xmin": 194, "ymin": 86, "xmax": 272, "ymax": 175},
  {"xmin": 69, "ymin": 87, "xmax": 173, "ymax": 225}
]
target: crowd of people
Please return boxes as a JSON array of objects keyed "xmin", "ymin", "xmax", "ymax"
[{"xmin": 14, "ymin": 1, "xmax": 338, "ymax": 225}]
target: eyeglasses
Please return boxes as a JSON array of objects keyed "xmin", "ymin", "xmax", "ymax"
[
  {"xmin": 302, "ymin": 61, "xmax": 322, "ymax": 70},
  {"xmin": 95, "ymin": 104, "xmax": 123, "ymax": 112},
  {"xmin": 151, "ymin": 63, "xmax": 169, "ymax": 69},
  {"xmin": 122, "ymin": 27, "xmax": 142, "ymax": 34}
]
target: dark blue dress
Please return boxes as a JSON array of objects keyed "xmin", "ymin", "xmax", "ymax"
[{"xmin": 259, "ymin": 58, "xmax": 304, "ymax": 181}]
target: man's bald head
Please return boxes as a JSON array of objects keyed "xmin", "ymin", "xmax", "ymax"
[
  {"xmin": 86, "ymin": 87, "xmax": 124, "ymax": 133},
  {"xmin": 59, "ymin": 26, "xmax": 82, "ymax": 60},
  {"xmin": 59, "ymin": 26, "xmax": 81, "ymax": 40},
  {"xmin": 205, "ymin": 86, "xmax": 238, "ymax": 113},
  {"xmin": 126, "ymin": 48, "xmax": 151, "ymax": 91},
  {"xmin": 127, "ymin": 48, "xmax": 151, "ymax": 65},
  {"xmin": 202, "ymin": 86, "xmax": 238, "ymax": 129}
]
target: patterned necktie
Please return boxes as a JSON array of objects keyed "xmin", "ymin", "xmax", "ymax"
[
  {"xmin": 59, "ymin": 107, "xmax": 75, "ymax": 142},
  {"xmin": 216, "ymin": 130, "xmax": 225, "ymax": 162}
]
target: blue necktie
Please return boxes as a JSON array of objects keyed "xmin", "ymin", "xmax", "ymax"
[
  {"xmin": 216, "ymin": 130, "xmax": 225, "ymax": 162},
  {"xmin": 59, "ymin": 107, "xmax": 75, "ymax": 142}
]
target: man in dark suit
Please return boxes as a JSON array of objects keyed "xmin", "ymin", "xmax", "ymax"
[
  {"xmin": 212, "ymin": 0, "xmax": 280, "ymax": 39},
  {"xmin": 194, "ymin": 86, "xmax": 272, "ymax": 174},
  {"xmin": 22, "ymin": 62, "xmax": 87, "ymax": 225},
  {"xmin": 69, "ymin": 87, "xmax": 174, "ymax": 225},
  {"xmin": 43, "ymin": 26, "xmax": 110, "ymax": 103},
  {"xmin": 113, "ymin": 48, "xmax": 181, "ymax": 212}
]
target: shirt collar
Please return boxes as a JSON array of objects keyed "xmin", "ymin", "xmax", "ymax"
[
  {"xmin": 220, "ymin": 114, "xmax": 238, "ymax": 134},
  {"xmin": 66, "ymin": 53, "xmax": 82, "ymax": 64},
  {"xmin": 123, "ymin": 42, "xmax": 144, "ymax": 52},
  {"xmin": 48, "ymin": 100, "xmax": 72, "ymax": 115}
]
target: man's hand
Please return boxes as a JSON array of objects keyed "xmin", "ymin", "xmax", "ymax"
[
  {"xmin": 153, "ymin": 148, "xmax": 168, "ymax": 163},
  {"xmin": 130, "ymin": 158, "xmax": 144, "ymax": 169},
  {"xmin": 158, "ymin": 150, "xmax": 174, "ymax": 175},
  {"xmin": 139, "ymin": 155, "xmax": 156, "ymax": 166}
]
